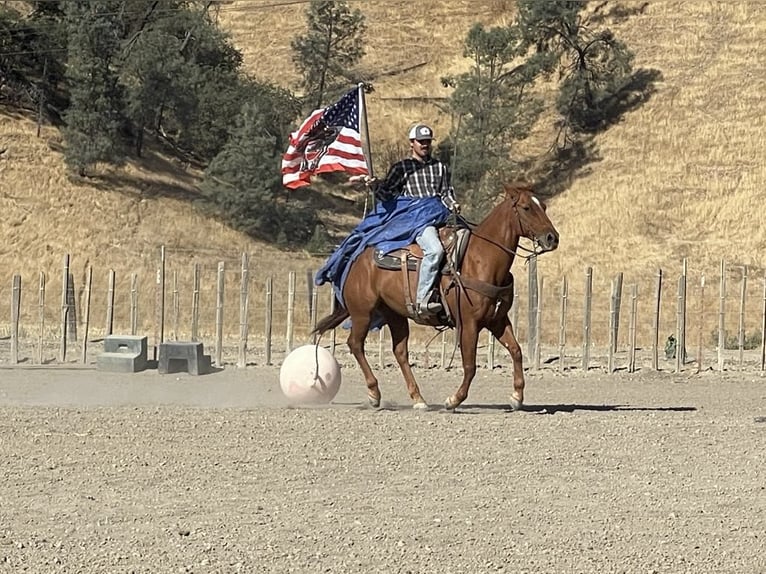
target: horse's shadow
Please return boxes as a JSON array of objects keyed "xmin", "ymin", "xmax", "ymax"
[
  {"xmin": 460, "ymin": 403, "xmax": 697, "ymax": 414},
  {"xmin": 337, "ymin": 402, "xmax": 697, "ymax": 414}
]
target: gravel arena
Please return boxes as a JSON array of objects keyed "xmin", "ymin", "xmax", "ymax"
[{"xmin": 1, "ymin": 357, "xmax": 765, "ymax": 573}]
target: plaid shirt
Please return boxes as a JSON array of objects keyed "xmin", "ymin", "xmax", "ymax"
[{"xmin": 374, "ymin": 157, "xmax": 457, "ymax": 209}]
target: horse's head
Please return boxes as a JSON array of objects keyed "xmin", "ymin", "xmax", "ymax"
[{"xmin": 504, "ymin": 182, "xmax": 559, "ymax": 253}]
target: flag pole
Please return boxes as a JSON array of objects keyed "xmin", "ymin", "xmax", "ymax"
[{"xmin": 358, "ymin": 82, "xmax": 374, "ymax": 216}]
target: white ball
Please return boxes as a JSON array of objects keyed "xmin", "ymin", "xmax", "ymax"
[{"xmin": 279, "ymin": 345, "xmax": 342, "ymax": 404}]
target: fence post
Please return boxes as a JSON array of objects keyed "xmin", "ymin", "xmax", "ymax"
[
  {"xmin": 534, "ymin": 276, "xmax": 544, "ymax": 370},
  {"xmin": 612, "ymin": 271, "xmax": 623, "ymax": 352},
  {"xmin": 191, "ymin": 263, "xmax": 201, "ymax": 342},
  {"xmin": 676, "ymin": 272, "xmax": 687, "ymax": 373},
  {"xmin": 329, "ymin": 290, "xmax": 337, "ymax": 356},
  {"xmin": 760, "ymin": 271, "xmax": 766, "ymax": 372},
  {"xmin": 215, "ymin": 261, "xmax": 225, "ymax": 367},
  {"xmin": 527, "ymin": 256, "xmax": 538, "ymax": 361},
  {"xmin": 697, "ymin": 275, "xmax": 705, "ymax": 374},
  {"xmin": 238, "ymin": 253, "xmax": 250, "ymax": 368},
  {"xmin": 286, "ymin": 271, "xmax": 296, "ymax": 354},
  {"xmin": 155, "ymin": 246, "xmax": 166, "ymax": 359},
  {"xmin": 80, "ymin": 266, "xmax": 92, "ymax": 364},
  {"xmin": 608, "ymin": 277, "xmax": 618, "ymax": 373},
  {"xmin": 718, "ymin": 259, "xmax": 726, "ymax": 372},
  {"xmin": 264, "ymin": 276, "xmax": 273, "ymax": 365},
  {"xmin": 11, "ymin": 274, "xmax": 21, "ymax": 364},
  {"xmin": 59, "ymin": 254, "xmax": 70, "ymax": 363},
  {"xmin": 37, "ymin": 272, "xmax": 45, "ymax": 365},
  {"xmin": 558, "ymin": 276, "xmax": 568, "ymax": 373},
  {"xmin": 651, "ymin": 269, "xmax": 662, "ymax": 371},
  {"xmin": 628, "ymin": 284, "xmax": 638, "ymax": 373},
  {"xmin": 130, "ymin": 273, "xmax": 138, "ymax": 336},
  {"xmin": 105, "ymin": 269, "xmax": 115, "ymax": 337},
  {"xmin": 66, "ymin": 272, "xmax": 77, "ymax": 342},
  {"xmin": 737, "ymin": 266, "xmax": 747, "ymax": 369},
  {"xmin": 582, "ymin": 266, "xmax": 593, "ymax": 371},
  {"xmin": 172, "ymin": 271, "xmax": 179, "ymax": 341}
]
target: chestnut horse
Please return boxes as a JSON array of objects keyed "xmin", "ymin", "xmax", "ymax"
[{"xmin": 313, "ymin": 182, "xmax": 559, "ymax": 410}]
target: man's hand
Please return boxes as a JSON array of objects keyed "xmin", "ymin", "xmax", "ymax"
[
  {"xmin": 452, "ymin": 203, "xmax": 461, "ymax": 214},
  {"xmin": 348, "ymin": 175, "xmax": 377, "ymax": 186}
]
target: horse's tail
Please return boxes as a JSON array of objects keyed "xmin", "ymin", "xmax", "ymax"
[{"xmin": 312, "ymin": 306, "xmax": 349, "ymax": 336}]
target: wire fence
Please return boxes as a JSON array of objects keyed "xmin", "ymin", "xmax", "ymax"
[{"xmin": 1, "ymin": 249, "xmax": 764, "ymax": 373}]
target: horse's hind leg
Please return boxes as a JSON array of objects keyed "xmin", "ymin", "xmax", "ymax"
[
  {"xmin": 382, "ymin": 311, "xmax": 428, "ymax": 409},
  {"xmin": 490, "ymin": 316, "xmax": 525, "ymax": 410},
  {"xmin": 346, "ymin": 313, "xmax": 382, "ymax": 408}
]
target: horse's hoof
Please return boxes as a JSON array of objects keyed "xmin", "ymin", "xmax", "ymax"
[
  {"xmin": 413, "ymin": 401, "xmax": 429, "ymax": 410},
  {"xmin": 509, "ymin": 396, "xmax": 524, "ymax": 411},
  {"xmin": 368, "ymin": 396, "xmax": 381, "ymax": 409},
  {"xmin": 444, "ymin": 396, "xmax": 461, "ymax": 411}
]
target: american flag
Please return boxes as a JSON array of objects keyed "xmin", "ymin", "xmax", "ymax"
[{"xmin": 281, "ymin": 87, "xmax": 370, "ymax": 189}]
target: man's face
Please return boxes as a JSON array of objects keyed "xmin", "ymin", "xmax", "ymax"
[{"xmin": 410, "ymin": 138, "xmax": 433, "ymax": 161}]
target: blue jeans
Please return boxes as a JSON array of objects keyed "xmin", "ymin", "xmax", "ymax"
[{"xmin": 415, "ymin": 225, "xmax": 444, "ymax": 304}]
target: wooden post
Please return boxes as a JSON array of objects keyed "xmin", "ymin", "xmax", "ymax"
[
  {"xmin": 697, "ymin": 273, "xmax": 705, "ymax": 373},
  {"xmin": 155, "ymin": 246, "xmax": 166, "ymax": 359},
  {"xmin": 737, "ymin": 266, "xmax": 747, "ymax": 369},
  {"xmin": 37, "ymin": 272, "xmax": 45, "ymax": 365},
  {"xmin": 441, "ymin": 330, "xmax": 448, "ymax": 369},
  {"xmin": 558, "ymin": 276, "xmax": 568, "ymax": 373},
  {"xmin": 105, "ymin": 269, "xmax": 115, "ymax": 337},
  {"xmin": 264, "ymin": 276, "xmax": 273, "ymax": 365},
  {"xmin": 488, "ymin": 330, "xmax": 495, "ymax": 370},
  {"xmin": 378, "ymin": 328, "xmax": 384, "ymax": 370},
  {"xmin": 80, "ymin": 266, "xmax": 92, "ymax": 364},
  {"xmin": 286, "ymin": 271, "xmax": 296, "ymax": 354},
  {"xmin": 651, "ymin": 269, "xmax": 663, "ymax": 371},
  {"xmin": 11, "ymin": 274, "xmax": 21, "ymax": 364},
  {"xmin": 582, "ymin": 266, "xmax": 593, "ymax": 371},
  {"xmin": 612, "ymin": 272, "xmax": 623, "ymax": 352},
  {"xmin": 760, "ymin": 271, "xmax": 766, "ymax": 372},
  {"xmin": 608, "ymin": 277, "xmax": 617, "ymax": 374},
  {"xmin": 534, "ymin": 276, "xmax": 544, "ymax": 370},
  {"xmin": 59, "ymin": 254, "xmax": 70, "ymax": 363},
  {"xmin": 238, "ymin": 253, "xmax": 250, "ymax": 368},
  {"xmin": 66, "ymin": 272, "xmax": 77, "ymax": 342},
  {"xmin": 628, "ymin": 284, "xmax": 638, "ymax": 373},
  {"xmin": 329, "ymin": 291, "xmax": 337, "ymax": 356},
  {"xmin": 718, "ymin": 259, "xmax": 726, "ymax": 372},
  {"xmin": 679, "ymin": 259, "xmax": 688, "ymax": 370},
  {"xmin": 306, "ymin": 269, "xmax": 314, "ymax": 319},
  {"xmin": 511, "ymin": 283, "xmax": 519, "ymax": 335},
  {"xmin": 310, "ymin": 288, "xmax": 318, "ymax": 344},
  {"xmin": 172, "ymin": 271, "xmax": 179, "ymax": 341},
  {"xmin": 130, "ymin": 273, "xmax": 138, "ymax": 336},
  {"xmin": 527, "ymin": 256, "xmax": 539, "ymax": 361},
  {"xmin": 215, "ymin": 261, "xmax": 225, "ymax": 367},
  {"xmin": 191, "ymin": 263, "xmax": 201, "ymax": 342}
]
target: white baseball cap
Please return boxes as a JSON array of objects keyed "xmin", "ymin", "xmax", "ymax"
[{"xmin": 408, "ymin": 123, "xmax": 433, "ymax": 140}]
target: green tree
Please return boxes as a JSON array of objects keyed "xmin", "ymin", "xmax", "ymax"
[
  {"xmin": 201, "ymin": 91, "xmax": 316, "ymax": 245},
  {"xmin": 442, "ymin": 23, "xmax": 549, "ymax": 205},
  {"xmin": 517, "ymin": 0, "xmax": 635, "ymax": 143},
  {"xmin": 62, "ymin": 1, "xmax": 125, "ymax": 176},
  {"xmin": 291, "ymin": 0, "xmax": 366, "ymax": 110}
]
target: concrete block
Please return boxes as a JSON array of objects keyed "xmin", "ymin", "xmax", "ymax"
[
  {"xmin": 104, "ymin": 335, "xmax": 148, "ymax": 357},
  {"xmin": 158, "ymin": 341, "xmax": 212, "ymax": 375},
  {"xmin": 97, "ymin": 351, "xmax": 149, "ymax": 373}
]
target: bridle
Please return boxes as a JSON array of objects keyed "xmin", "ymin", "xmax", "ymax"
[{"xmin": 461, "ymin": 199, "xmax": 545, "ymax": 263}]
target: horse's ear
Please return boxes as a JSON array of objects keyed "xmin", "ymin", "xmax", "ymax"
[{"xmin": 504, "ymin": 183, "xmax": 521, "ymax": 203}]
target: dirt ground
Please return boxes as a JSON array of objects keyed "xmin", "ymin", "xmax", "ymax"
[{"xmin": 1, "ymin": 359, "xmax": 765, "ymax": 574}]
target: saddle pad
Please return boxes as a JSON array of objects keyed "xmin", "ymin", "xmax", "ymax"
[{"xmin": 373, "ymin": 249, "xmax": 419, "ymax": 271}]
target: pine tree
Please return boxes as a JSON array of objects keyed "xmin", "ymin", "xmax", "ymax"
[
  {"xmin": 291, "ymin": 0, "xmax": 366, "ymax": 110},
  {"xmin": 62, "ymin": 1, "xmax": 125, "ymax": 176}
]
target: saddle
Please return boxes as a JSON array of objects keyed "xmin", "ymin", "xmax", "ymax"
[{"xmin": 373, "ymin": 225, "xmax": 471, "ymax": 323}]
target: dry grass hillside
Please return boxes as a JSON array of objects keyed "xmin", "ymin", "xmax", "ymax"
[{"xmin": 1, "ymin": 0, "xmax": 764, "ymax": 348}]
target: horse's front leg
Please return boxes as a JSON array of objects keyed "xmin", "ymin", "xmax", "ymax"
[
  {"xmin": 445, "ymin": 322, "xmax": 479, "ymax": 410},
  {"xmin": 490, "ymin": 317, "xmax": 525, "ymax": 410},
  {"xmin": 346, "ymin": 314, "xmax": 381, "ymax": 408},
  {"xmin": 384, "ymin": 313, "xmax": 428, "ymax": 409}
]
